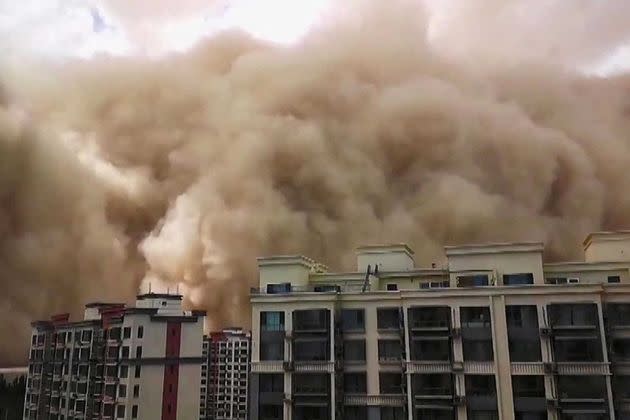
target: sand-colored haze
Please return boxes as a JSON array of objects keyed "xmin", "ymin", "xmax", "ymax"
[{"xmin": 1, "ymin": 0, "xmax": 630, "ymax": 365}]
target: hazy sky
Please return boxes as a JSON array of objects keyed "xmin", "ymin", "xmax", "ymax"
[{"xmin": 1, "ymin": 0, "xmax": 628, "ymax": 75}]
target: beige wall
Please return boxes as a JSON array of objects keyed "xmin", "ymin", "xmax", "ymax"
[
  {"xmin": 447, "ymin": 249, "xmax": 544, "ymax": 286},
  {"xmin": 585, "ymin": 237, "xmax": 630, "ymax": 262},
  {"xmin": 177, "ymin": 364, "xmax": 202, "ymax": 419}
]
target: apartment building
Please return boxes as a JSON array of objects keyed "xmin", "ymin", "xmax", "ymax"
[
  {"xmin": 200, "ymin": 328, "xmax": 250, "ymax": 420},
  {"xmin": 249, "ymin": 231, "xmax": 630, "ymax": 420},
  {"xmin": 24, "ymin": 293, "xmax": 205, "ymax": 420}
]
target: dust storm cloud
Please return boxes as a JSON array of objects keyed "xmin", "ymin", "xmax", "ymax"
[{"xmin": 1, "ymin": 0, "xmax": 630, "ymax": 364}]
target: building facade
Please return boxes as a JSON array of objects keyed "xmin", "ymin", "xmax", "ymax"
[
  {"xmin": 249, "ymin": 231, "xmax": 630, "ymax": 420},
  {"xmin": 200, "ymin": 328, "xmax": 251, "ymax": 420},
  {"xmin": 24, "ymin": 293, "xmax": 205, "ymax": 420}
]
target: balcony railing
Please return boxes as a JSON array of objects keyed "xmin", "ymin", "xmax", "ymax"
[
  {"xmin": 251, "ymin": 361, "xmax": 284, "ymax": 373},
  {"xmin": 555, "ymin": 362, "xmax": 610, "ymax": 375},
  {"xmin": 511, "ymin": 362, "xmax": 545, "ymax": 375},
  {"xmin": 294, "ymin": 361, "xmax": 334, "ymax": 373},
  {"xmin": 406, "ymin": 361, "xmax": 451, "ymax": 374},
  {"xmin": 344, "ymin": 394, "xmax": 406, "ymax": 406},
  {"xmin": 463, "ymin": 361, "xmax": 495, "ymax": 375},
  {"xmin": 251, "ymin": 284, "xmax": 367, "ymax": 295}
]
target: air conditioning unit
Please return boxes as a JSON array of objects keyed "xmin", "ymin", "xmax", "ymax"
[{"xmin": 568, "ymin": 277, "xmax": 580, "ymax": 284}]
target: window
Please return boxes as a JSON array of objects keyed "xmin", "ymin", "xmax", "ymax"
[
  {"xmin": 340, "ymin": 309, "xmax": 365, "ymax": 332},
  {"xmin": 503, "ymin": 273, "xmax": 534, "ymax": 286},
  {"xmin": 608, "ymin": 275, "xmax": 621, "ymax": 284},
  {"xmin": 381, "ymin": 407, "xmax": 405, "ymax": 420},
  {"xmin": 119, "ymin": 365, "xmax": 128, "ymax": 378},
  {"xmin": 344, "ymin": 373, "xmax": 367, "ymax": 393},
  {"xmin": 123, "ymin": 327, "xmax": 131, "ymax": 339},
  {"xmin": 137, "ymin": 326, "xmax": 144, "ymax": 338},
  {"xmin": 461, "ymin": 307, "xmax": 491, "ymax": 328},
  {"xmin": 465, "ymin": 375, "xmax": 496, "ymax": 396},
  {"xmin": 293, "ymin": 374, "xmax": 328, "ymax": 394},
  {"xmin": 379, "ymin": 373, "xmax": 403, "ymax": 394},
  {"xmin": 378, "ymin": 340, "xmax": 402, "ymax": 361},
  {"xmin": 261, "ymin": 312, "xmax": 285, "ymax": 332},
  {"xmin": 377, "ymin": 308, "xmax": 400, "ymax": 330},
  {"xmin": 118, "ymin": 384, "xmax": 127, "ymax": 398},
  {"xmin": 266, "ymin": 283, "xmax": 291, "ymax": 294},
  {"xmin": 293, "ymin": 310, "xmax": 328, "ymax": 331},
  {"xmin": 512, "ymin": 376, "xmax": 544, "ymax": 398},
  {"xmin": 508, "ymin": 340, "xmax": 541, "ymax": 362},
  {"xmin": 411, "ymin": 340, "xmax": 451, "ymax": 361},
  {"xmin": 132, "ymin": 405, "xmax": 138, "ymax": 419},
  {"xmin": 294, "ymin": 340, "xmax": 328, "ymax": 361},
  {"xmin": 462, "ymin": 340, "xmax": 494, "ymax": 361},
  {"xmin": 116, "ymin": 405, "xmax": 125, "ymax": 418},
  {"xmin": 546, "ymin": 277, "xmax": 567, "ymax": 285},
  {"xmin": 343, "ymin": 340, "xmax": 366, "ymax": 362},
  {"xmin": 134, "ymin": 365, "xmax": 141, "ymax": 378},
  {"xmin": 259, "ymin": 374, "xmax": 283, "ymax": 392},
  {"xmin": 386, "ymin": 283, "xmax": 398, "ymax": 291},
  {"xmin": 506, "ymin": 306, "xmax": 538, "ymax": 328},
  {"xmin": 260, "ymin": 342, "xmax": 284, "ymax": 361},
  {"xmin": 457, "ymin": 275, "xmax": 489, "ymax": 287},
  {"xmin": 135, "ymin": 346, "xmax": 142, "ymax": 358},
  {"xmin": 133, "ymin": 385, "xmax": 139, "ymax": 398},
  {"xmin": 121, "ymin": 346, "xmax": 130, "ymax": 359}
]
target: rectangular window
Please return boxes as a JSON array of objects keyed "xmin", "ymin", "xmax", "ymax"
[
  {"xmin": 377, "ymin": 308, "xmax": 400, "ymax": 330},
  {"xmin": 465, "ymin": 375, "xmax": 496, "ymax": 396},
  {"xmin": 135, "ymin": 346, "xmax": 142, "ymax": 358},
  {"xmin": 259, "ymin": 374, "xmax": 283, "ymax": 392},
  {"xmin": 457, "ymin": 275, "xmax": 489, "ymax": 287},
  {"xmin": 118, "ymin": 384, "xmax": 127, "ymax": 398},
  {"xmin": 608, "ymin": 275, "xmax": 621, "ymax": 283},
  {"xmin": 116, "ymin": 405, "xmax": 125, "ymax": 418},
  {"xmin": 386, "ymin": 283, "xmax": 398, "ymax": 291},
  {"xmin": 137, "ymin": 326, "xmax": 144, "ymax": 338},
  {"xmin": 344, "ymin": 373, "xmax": 367, "ymax": 394},
  {"xmin": 123, "ymin": 327, "xmax": 131, "ymax": 339},
  {"xmin": 343, "ymin": 340, "xmax": 366, "ymax": 362},
  {"xmin": 119, "ymin": 365, "xmax": 128, "ymax": 378},
  {"xmin": 340, "ymin": 309, "xmax": 365, "ymax": 332},
  {"xmin": 378, "ymin": 340, "xmax": 402, "ymax": 362},
  {"xmin": 266, "ymin": 283, "xmax": 291, "ymax": 294},
  {"xmin": 503, "ymin": 273, "xmax": 534, "ymax": 286},
  {"xmin": 134, "ymin": 365, "xmax": 141, "ymax": 378},
  {"xmin": 512, "ymin": 376, "xmax": 545, "ymax": 398},
  {"xmin": 133, "ymin": 384, "xmax": 139, "ymax": 398},
  {"xmin": 461, "ymin": 307, "xmax": 492, "ymax": 328},
  {"xmin": 379, "ymin": 373, "xmax": 403, "ymax": 394},
  {"xmin": 121, "ymin": 346, "xmax": 130, "ymax": 359},
  {"xmin": 261, "ymin": 312, "xmax": 285, "ymax": 331},
  {"xmin": 132, "ymin": 405, "xmax": 138, "ymax": 419}
]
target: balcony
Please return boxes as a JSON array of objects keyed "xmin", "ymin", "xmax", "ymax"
[
  {"xmin": 344, "ymin": 394, "xmax": 405, "ymax": 406},
  {"xmin": 294, "ymin": 361, "xmax": 334, "ymax": 373},
  {"xmin": 406, "ymin": 361, "xmax": 451, "ymax": 374},
  {"xmin": 555, "ymin": 362, "xmax": 610, "ymax": 376},
  {"xmin": 463, "ymin": 361, "xmax": 495, "ymax": 375},
  {"xmin": 511, "ymin": 363, "xmax": 545, "ymax": 375},
  {"xmin": 251, "ymin": 361, "xmax": 284, "ymax": 373}
]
